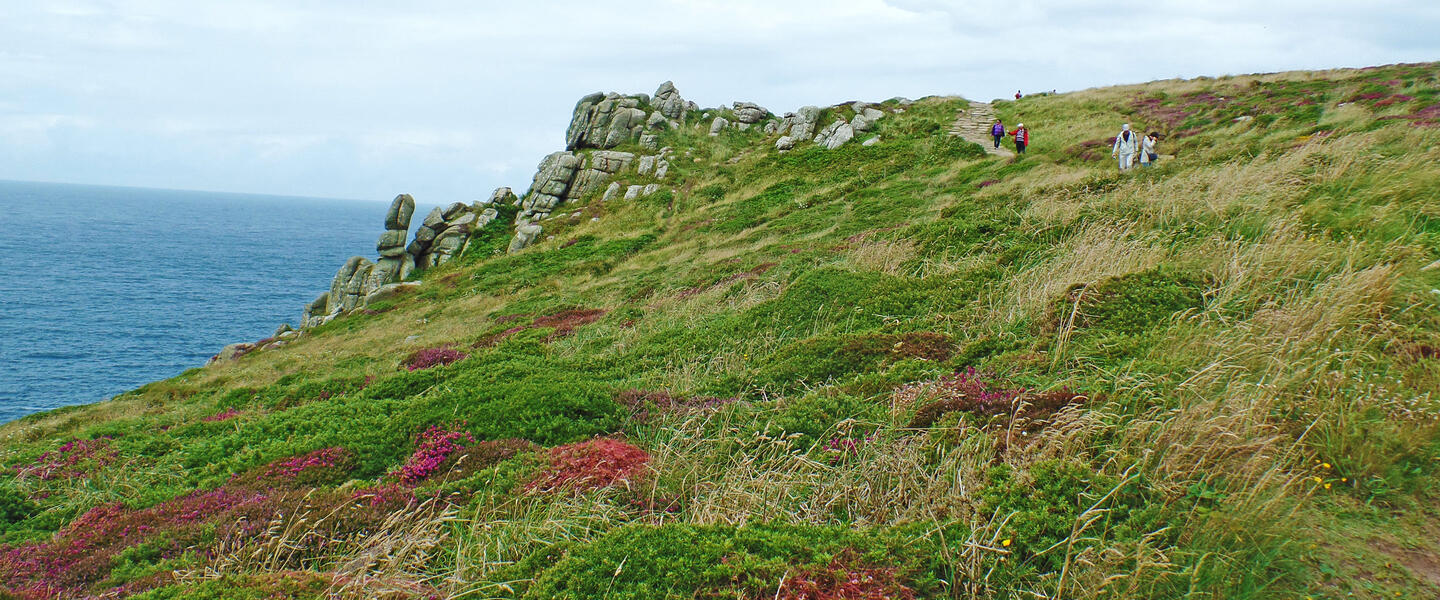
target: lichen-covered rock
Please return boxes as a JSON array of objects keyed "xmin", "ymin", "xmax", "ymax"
[
  {"xmin": 624, "ymin": 185, "xmax": 643, "ymax": 200},
  {"xmin": 732, "ymin": 102, "xmax": 768, "ymax": 124},
  {"xmin": 603, "ymin": 182, "xmax": 622, "ymax": 201},
  {"xmin": 302, "ymin": 292, "xmax": 330, "ymax": 328},
  {"xmin": 520, "ymin": 151, "xmax": 581, "ymax": 221},
  {"xmin": 777, "ymin": 106, "xmax": 821, "ymax": 142},
  {"xmin": 645, "ymin": 111, "xmax": 670, "ymax": 131},
  {"xmin": 487, "ymin": 187, "xmax": 518, "ymax": 207},
  {"xmin": 509, "ymin": 224, "xmax": 543, "ymax": 253},
  {"xmin": 640, "ymin": 131, "xmax": 660, "ymax": 150},
  {"xmin": 776, "ymin": 135, "xmax": 796, "ymax": 151},
  {"xmin": 571, "ymin": 150, "xmax": 635, "ymax": 200},
  {"xmin": 653, "ymin": 81, "xmax": 687, "ymax": 120},
  {"xmin": 384, "ymin": 194, "xmax": 415, "ymax": 230},
  {"xmin": 709, "ymin": 117, "xmax": 730, "ymax": 136},
  {"xmin": 824, "ymin": 123, "xmax": 855, "ymax": 150},
  {"xmin": 376, "ymin": 230, "xmax": 407, "ymax": 256},
  {"xmin": 364, "ymin": 281, "xmax": 421, "ymax": 305},
  {"xmin": 567, "ymin": 94, "xmax": 648, "ymax": 151}
]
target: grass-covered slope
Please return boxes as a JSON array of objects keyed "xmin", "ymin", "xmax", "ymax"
[{"xmin": 2, "ymin": 63, "xmax": 1439, "ymax": 599}]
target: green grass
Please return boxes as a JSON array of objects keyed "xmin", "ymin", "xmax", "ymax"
[{"xmin": 3, "ymin": 63, "xmax": 1439, "ymax": 599}]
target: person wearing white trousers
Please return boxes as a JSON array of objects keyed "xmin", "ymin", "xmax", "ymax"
[{"xmin": 1112, "ymin": 123, "xmax": 1138, "ymax": 171}]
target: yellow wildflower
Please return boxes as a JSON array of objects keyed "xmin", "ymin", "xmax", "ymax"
[{"xmin": 1001, "ymin": 539, "xmax": 1012, "ymax": 547}]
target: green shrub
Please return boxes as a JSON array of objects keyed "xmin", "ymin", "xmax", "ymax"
[{"xmin": 1054, "ymin": 267, "xmax": 1206, "ymax": 333}]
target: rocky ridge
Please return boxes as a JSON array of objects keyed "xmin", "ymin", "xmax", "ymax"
[{"xmin": 267, "ymin": 81, "xmax": 906, "ymax": 342}]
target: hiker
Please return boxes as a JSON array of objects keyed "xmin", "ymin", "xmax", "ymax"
[
  {"xmin": 1111, "ymin": 124, "xmax": 1138, "ymax": 171},
  {"xmin": 1015, "ymin": 90, "xmax": 1022, "ymax": 100},
  {"xmin": 1139, "ymin": 132, "xmax": 1159, "ymax": 167},
  {"xmin": 1012, "ymin": 123, "xmax": 1028, "ymax": 154},
  {"xmin": 991, "ymin": 119, "xmax": 1005, "ymax": 149}
]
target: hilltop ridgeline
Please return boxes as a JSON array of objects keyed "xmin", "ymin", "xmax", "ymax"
[{"xmin": 285, "ymin": 81, "xmax": 901, "ymax": 337}]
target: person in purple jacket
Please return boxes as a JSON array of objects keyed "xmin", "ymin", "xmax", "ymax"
[{"xmin": 991, "ymin": 119, "xmax": 1005, "ymax": 149}]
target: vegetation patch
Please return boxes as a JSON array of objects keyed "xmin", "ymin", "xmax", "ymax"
[{"xmin": 526, "ymin": 438, "xmax": 651, "ymax": 494}]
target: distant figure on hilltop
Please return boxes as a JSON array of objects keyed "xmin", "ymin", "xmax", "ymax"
[
  {"xmin": 1112, "ymin": 123, "xmax": 1138, "ymax": 171},
  {"xmin": 1012, "ymin": 123, "xmax": 1029, "ymax": 154},
  {"xmin": 1015, "ymin": 90, "xmax": 1022, "ymax": 100},
  {"xmin": 991, "ymin": 119, "xmax": 1006, "ymax": 149}
]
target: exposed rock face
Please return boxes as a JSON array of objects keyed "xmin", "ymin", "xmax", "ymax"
[
  {"xmin": 709, "ymin": 117, "xmax": 730, "ymax": 136},
  {"xmin": 509, "ymin": 223, "xmax": 543, "ymax": 253},
  {"xmin": 776, "ymin": 106, "xmax": 822, "ymax": 143},
  {"xmin": 567, "ymin": 93, "xmax": 648, "ymax": 151},
  {"xmin": 732, "ymin": 102, "xmax": 768, "ymax": 124},
  {"xmin": 653, "ymin": 81, "xmax": 688, "ymax": 120},
  {"xmin": 776, "ymin": 136, "xmax": 796, "ymax": 151},
  {"xmin": 299, "ymin": 191, "xmax": 508, "ymax": 330},
  {"xmin": 519, "ymin": 151, "xmax": 582, "ymax": 222},
  {"xmin": 816, "ymin": 119, "xmax": 855, "ymax": 150}
]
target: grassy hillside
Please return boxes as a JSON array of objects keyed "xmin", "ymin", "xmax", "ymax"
[{"xmin": 2, "ymin": 63, "xmax": 1438, "ymax": 599}]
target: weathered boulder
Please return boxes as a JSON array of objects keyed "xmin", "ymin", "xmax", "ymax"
[
  {"xmin": 653, "ymin": 81, "xmax": 687, "ymax": 120},
  {"xmin": 364, "ymin": 281, "xmax": 422, "ymax": 305},
  {"xmin": 824, "ymin": 123, "xmax": 855, "ymax": 150},
  {"xmin": 862, "ymin": 136, "xmax": 880, "ymax": 146},
  {"xmin": 624, "ymin": 185, "xmax": 643, "ymax": 200},
  {"xmin": 384, "ymin": 194, "xmax": 415, "ymax": 230},
  {"xmin": 777, "ymin": 106, "xmax": 821, "ymax": 142},
  {"xmin": 567, "ymin": 93, "xmax": 648, "ymax": 150},
  {"xmin": 208, "ymin": 342, "xmax": 256, "ymax": 365},
  {"xmin": 776, "ymin": 136, "xmax": 796, "ymax": 151},
  {"xmin": 709, "ymin": 117, "xmax": 730, "ymax": 136},
  {"xmin": 603, "ymin": 181, "xmax": 622, "ymax": 201},
  {"xmin": 376, "ymin": 230, "xmax": 407, "ymax": 256},
  {"xmin": 645, "ymin": 111, "xmax": 671, "ymax": 131},
  {"xmin": 487, "ymin": 187, "xmax": 518, "ymax": 207},
  {"xmin": 520, "ymin": 151, "xmax": 581, "ymax": 221},
  {"xmin": 509, "ymin": 224, "xmax": 543, "ymax": 253},
  {"xmin": 420, "ymin": 206, "xmax": 446, "ymax": 230},
  {"xmin": 640, "ymin": 131, "xmax": 660, "ymax": 150},
  {"xmin": 733, "ymin": 102, "xmax": 768, "ymax": 124}
]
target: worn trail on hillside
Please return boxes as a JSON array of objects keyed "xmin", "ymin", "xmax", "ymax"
[{"xmin": 949, "ymin": 102, "xmax": 1014, "ymax": 157}]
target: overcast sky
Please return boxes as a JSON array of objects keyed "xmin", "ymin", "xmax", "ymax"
[{"xmin": 2, "ymin": 1, "xmax": 1436, "ymax": 203}]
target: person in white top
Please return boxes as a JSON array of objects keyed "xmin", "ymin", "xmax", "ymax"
[
  {"xmin": 1112, "ymin": 124, "xmax": 1138, "ymax": 171},
  {"xmin": 1139, "ymin": 132, "xmax": 1158, "ymax": 167}
]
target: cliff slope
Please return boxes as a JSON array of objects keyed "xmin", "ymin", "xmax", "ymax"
[{"xmin": 2, "ymin": 63, "xmax": 1439, "ymax": 599}]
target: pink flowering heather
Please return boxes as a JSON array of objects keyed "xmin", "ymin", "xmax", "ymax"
[
  {"xmin": 0, "ymin": 487, "xmax": 267, "ymax": 596},
  {"xmin": 902, "ymin": 368, "xmax": 1029, "ymax": 429},
  {"xmin": 259, "ymin": 447, "xmax": 355, "ymax": 487},
  {"xmin": 403, "ymin": 346, "xmax": 468, "ymax": 371},
  {"xmin": 396, "ymin": 426, "xmax": 475, "ymax": 485},
  {"xmin": 13, "ymin": 437, "xmax": 117, "ymax": 481},
  {"xmin": 824, "ymin": 435, "xmax": 875, "ymax": 464},
  {"xmin": 202, "ymin": 407, "xmax": 242, "ymax": 422}
]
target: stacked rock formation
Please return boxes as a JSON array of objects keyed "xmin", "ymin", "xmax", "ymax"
[
  {"xmin": 291, "ymin": 82, "xmax": 898, "ymax": 332},
  {"xmin": 300, "ymin": 193, "xmax": 507, "ymax": 329}
]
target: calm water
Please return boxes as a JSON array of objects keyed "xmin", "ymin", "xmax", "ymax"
[{"xmin": 0, "ymin": 180, "xmax": 411, "ymax": 423}]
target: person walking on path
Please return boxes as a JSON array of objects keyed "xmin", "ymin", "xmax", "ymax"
[
  {"xmin": 1139, "ymin": 132, "xmax": 1158, "ymax": 167},
  {"xmin": 1112, "ymin": 124, "xmax": 1138, "ymax": 171},
  {"xmin": 1012, "ymin": 123, "xmax": 1029, "ymax": 154},
  {"xmin": 991, "ymin": 119, "xmax": 1006, "ymax": 149}
]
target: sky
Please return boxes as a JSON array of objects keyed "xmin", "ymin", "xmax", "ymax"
[{"xmin": 2, "ymin": 1, "xmax": 1436, "ymax": 203}]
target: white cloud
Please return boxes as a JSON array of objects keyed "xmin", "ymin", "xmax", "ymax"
[{"xmin": 0, "ymin": 1, "xmax": 1435, "ymax": 200}]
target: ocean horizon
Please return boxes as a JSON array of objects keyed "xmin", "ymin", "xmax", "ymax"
[{"xmin": 0, "ymin": 179, "xmax": 434, "ymax": 423}]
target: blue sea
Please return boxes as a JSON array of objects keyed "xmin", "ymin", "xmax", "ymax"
[{"xmin": 0, "ymin": 180, "xmax": 423, "ymax": 423}]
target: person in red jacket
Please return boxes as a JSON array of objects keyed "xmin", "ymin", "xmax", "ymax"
[{"xmin": 1011, "ymin": 123, "xmax": 1028, "ymax": 154}]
